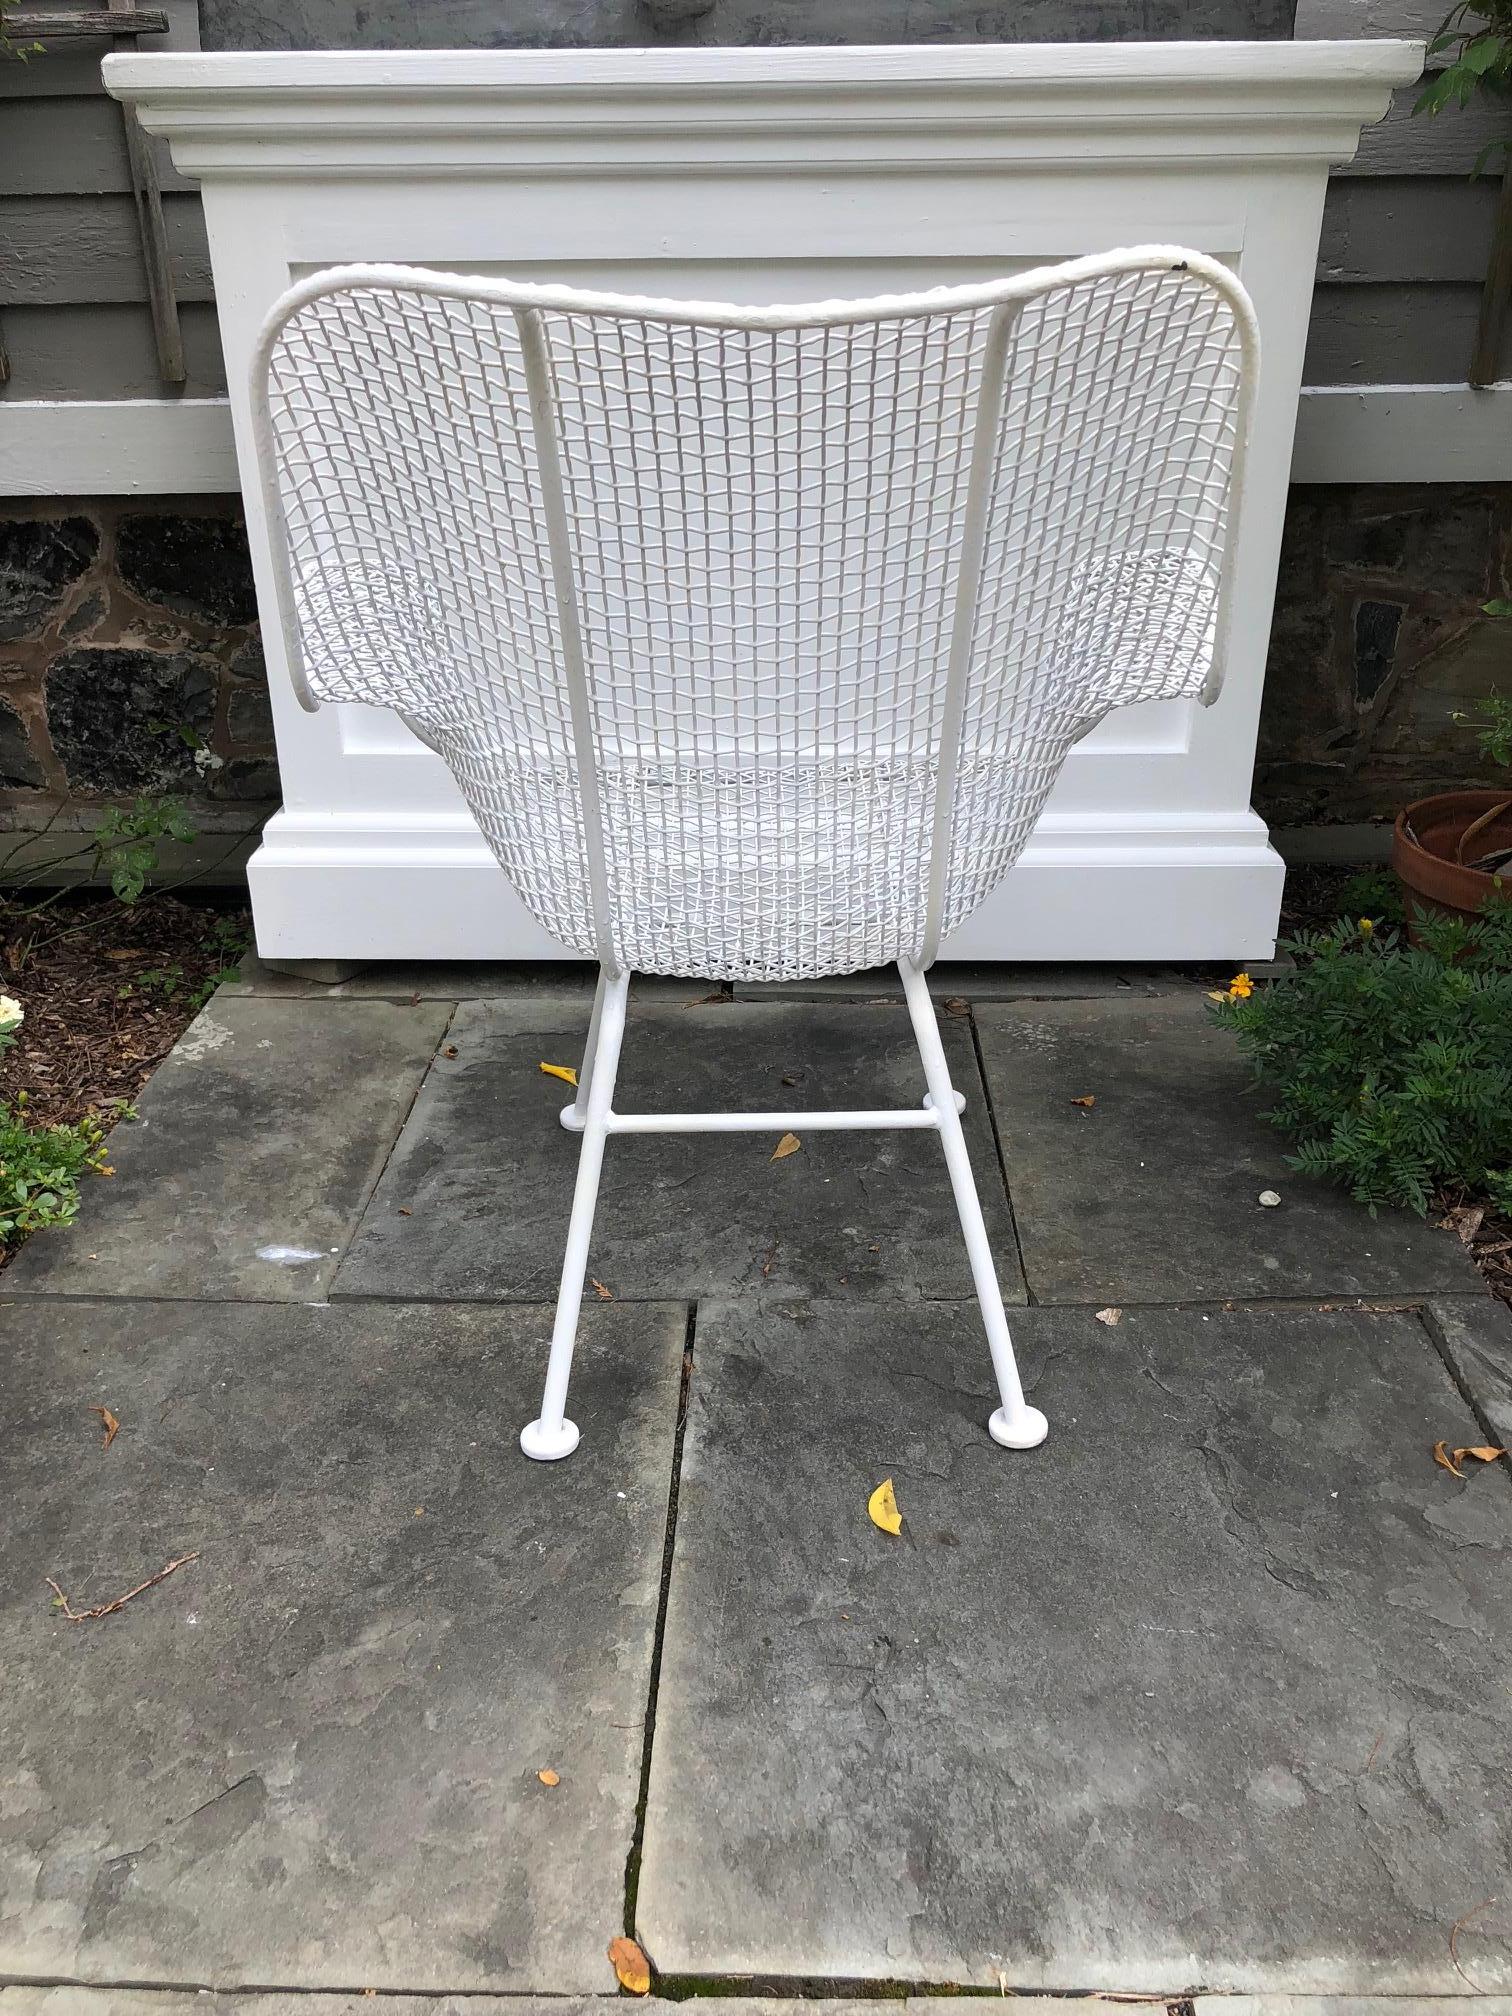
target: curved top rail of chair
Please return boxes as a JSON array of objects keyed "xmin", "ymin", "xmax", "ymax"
[
  {"xmin": 251, "ymin": 243, "xmax": 1258, "ymax": 718},
  {"xmin": 254, "ymin": 243, "xmax": 1256, "ymax": 345}
]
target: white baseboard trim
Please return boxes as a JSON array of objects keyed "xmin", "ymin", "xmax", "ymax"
[
  {"xmin": 246, "ymin": 810, "xmax": 1286, "ymax": 964},
  {"xmin": 1291, "ymin": 383, "xmax": 1512, "ymax": 483},
  {"xmin": 5, "ymin": 382, "xmax": 1507, "ymax": 499},
  {"xmin": 0, "ymin": 399, "xmax": 242, "ymax": 497}
]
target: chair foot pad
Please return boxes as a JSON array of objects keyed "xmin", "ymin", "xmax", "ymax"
[
  {"xmin": 521, "ymin": 1418, "xmax": 581, "ymax": 1461},
  {"xmin": 989, "ymin": 1404, "xmax": 1049, "ymax": 1449}
]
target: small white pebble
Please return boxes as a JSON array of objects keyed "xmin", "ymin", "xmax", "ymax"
[{"xmin": 1258, "ymin": 1190, "xmax": 1282, "ymax": 1208}]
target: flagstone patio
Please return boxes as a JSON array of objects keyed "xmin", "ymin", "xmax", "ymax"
[{"xmin": 3, "ymin": 964, "xmax": 1511, "ymax": 2010}]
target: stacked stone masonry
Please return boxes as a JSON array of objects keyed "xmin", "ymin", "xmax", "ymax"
[
  {"xmin": 0, "ymin": 485, "xmax": 1508, "ymax": 835},
  {"xmin": 0, "ymin": 499, "xmax": 275, "ymax": 812}
]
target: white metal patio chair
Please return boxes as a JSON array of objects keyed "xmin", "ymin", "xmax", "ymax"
[{"xmin": 251, "ymin": 249, "xmax": 1257, "ymax": 1462}]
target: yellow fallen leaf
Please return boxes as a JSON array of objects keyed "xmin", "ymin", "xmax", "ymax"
[
  {"xmin": 1070, "ymin": 1094, "xmax": 1096, "ymax": 1109},
  {"xmin": 1433, "ymin": 1440, "xmax": 1466, "ymax": 1478},
  {"xmin": 867, "ymin": 1477, "xmax": 902, "ymax": 1536},
  {"xmin": 1454, "ymin": 1445, "xmax": 1507, "ymax": 1466},
  {"xmin": 608, "ymin": 1935, "xmax": 651, "ymax": 1995},
  {"xmin": 91, "ymin": 1406, "xmax": 120, "ymax": 1449},
  {"xmin": 770, "ymin": 1132, "xmax": 801, "ymax": 1162},
  {"xmin": 539, "ymin": 1061, "xmax": 578, "ymax": 1087},
  {"xmin": 537, "ymin": 1767, "xmax": 560, "ymax": 1787}
]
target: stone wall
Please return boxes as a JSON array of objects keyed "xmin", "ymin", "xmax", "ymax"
[
  {"xmin": 0, "ymin": 499, "xmax": 275, "ymax": 819},
  {"xmin": 1256, "ymin": 483, "xmax": 1512, "ymax": 827},
  {"xmin": 1, "ymin": 487, "xmax": 1508, "ymax": 845}
]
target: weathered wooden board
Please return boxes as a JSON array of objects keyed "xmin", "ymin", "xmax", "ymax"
[
  {"xmin": 1318, "ymin": 175, "xmax": 1501, "ymax": 281},
  {"xmin": 0, "ymin": 301, "xmax": 225, "ymax": 397},
  {"xmin": 1344, "ymin": 86, "xmax": 1512, "ymax": 175},
  {"xmin": 1305, "ymin": 279, "xmax": 1489, "ymax": 379},
  {"xmin": 0, "ymin": 195, "xmax": 213, "ymax": 305},
  {"xmin": 196, "ymin": 0, "xmax": 1294, "ymax": 48},
  {"xmin": 0, "ymin": 94, "xmax": 195, "ymax": 192},
  {"xmin": 1294, "ymin": 0, "xmax": 1441, "ymax": 48},
  {"xmin": 0, "ymin": 0, "xmax": 194, "ymax": 92}
]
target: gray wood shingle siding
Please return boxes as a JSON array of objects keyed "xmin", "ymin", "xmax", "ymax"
[{"xmin": 2, "ymin": 0, "xmax": 1509, "ymax": 400}]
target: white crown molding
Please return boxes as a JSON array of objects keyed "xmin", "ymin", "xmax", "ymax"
[{"xmin": 103, "ymin": 42, "xmax": 1424, "ymax": 177}]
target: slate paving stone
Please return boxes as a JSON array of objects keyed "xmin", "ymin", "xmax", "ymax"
[
  {"xmin": 1196, "ymin": 2004, "xmax": 1512, "ymax": 2016},
  {"xmin": 3, "ymin": 996, "xmax": 453, "ymax": 1303},
  {"xmin": 638, "ymin": 1300, "xmax": 1512, "ymax": 1991},
  {"xmin": 0, "ymin": 2003, "xmax": 1146, "ymax": 2016},
  {"xmin": 734, "ymin": 964, "xmax": 1213, "ymax": 1002},
  {"xmin": 975, "ymin": 997, "xmax": 1480, "ymax": 1304},
  {"xmin": 225, "ymin": 955, "xmax": 711, "ymax": 1004},
  {"xmin": 0, "ymin": 2000, "xmax": 603, "ymax": 2015},
  {"xmin": 1425, "ymin": 1296, "xmax": 1512, "ymax": 1448},
  {"xmin": 333, "ymin": 998, "xmax": 1024, "ymax": 1307},
  {"xmin": 0, "ymin": 1297, "xmax": 685, "ymax": 1994}
]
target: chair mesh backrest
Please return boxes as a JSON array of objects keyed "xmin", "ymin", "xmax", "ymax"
[{"xmin": 256, "ymin": 254, "xmax": 1254, "ymax": 982}]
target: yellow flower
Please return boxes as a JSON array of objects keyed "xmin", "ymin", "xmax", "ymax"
[
  {"xmin": 1358, "ymin": 917, "xmax": 1374, "ymax": 936},
  {"xmin": 1227, "ymin": 972, "xmax": 1254, "ymax": 1000}
]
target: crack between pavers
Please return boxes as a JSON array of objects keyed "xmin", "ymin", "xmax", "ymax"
[
  {"xmin": 1418, "ymin": 1302, "xmax": 1512, "ymax": 1472},
  {"xmin": 968, "ymin": 1014, "xmax": 1035, "ymax": 1308},
  {"xmin": 323, "ymin": 1001, "xmax": 463, "ymax": 1293},
  {"xmin": 624, "ymin": 1300, "xmax": 697, "ymax": 1952}
]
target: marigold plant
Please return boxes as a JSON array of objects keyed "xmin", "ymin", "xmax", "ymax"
[{"xmin": 1211, "ymin": 900, "xmax": 1512, "ymax": 1215}]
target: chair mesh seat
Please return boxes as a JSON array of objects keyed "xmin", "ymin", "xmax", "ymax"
[{"xmin": 256, "ymin": 254, "xmax": 1254, "ymax": 980}]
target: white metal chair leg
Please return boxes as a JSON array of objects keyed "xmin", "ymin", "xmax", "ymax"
[
  {"xmin": 521, "ymin": 967, "xmax": 631, "ymax": 1461},
  {"xmin": 559, "ymin": 966, "xmax": 608, "ymax": 1133},
  {"xmin": 898, "ymin": 958, "xmax": 1048, "ymax": 1451}
]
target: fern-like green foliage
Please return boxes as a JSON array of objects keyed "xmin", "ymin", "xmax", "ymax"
[{"xmin": 1212, "ymin": 900, "xmax": 1512, "ymax": 1216}]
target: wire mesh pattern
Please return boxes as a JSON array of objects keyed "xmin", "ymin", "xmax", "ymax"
[{"xmin": 255, "ymin": 253, "xmax": 1255, "ymax": 982}]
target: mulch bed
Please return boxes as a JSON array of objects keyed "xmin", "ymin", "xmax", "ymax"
[{"xmin": 1, "ymin": 895, "xmax": 250, "ymax": 1133}]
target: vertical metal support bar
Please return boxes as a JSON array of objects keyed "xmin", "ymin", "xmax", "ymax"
[
  {"xmin": 920, "ymin": 303, "xmax": 1018, "ymax": 968},
  {"xmin": 521, "ymin": 966, "xmax": 631, "ymax": 1460},
  {"xmin": 559, "ymin": 964, "xmax": 608, "ymax": 1132},
  {"xmin": 109, "ymin": 0, "xmax": 186, "ymax": 385},
  {"xmin": 899, "ymin": 957, "xmax": 1048, "ymax": 1450},
  {"xmin": 515, "ymin": 306, "xmax": 620, "ymax": 975}
]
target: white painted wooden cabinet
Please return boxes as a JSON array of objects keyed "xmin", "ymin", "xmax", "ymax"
[{"xmin": 106, "ymin": 42, "xmax": 1420, "ymax": 964}]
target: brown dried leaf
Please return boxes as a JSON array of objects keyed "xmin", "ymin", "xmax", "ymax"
[
  {"xmin": 942, "ymin": 996, "xmax": 971, "ymax": 1017},
  {"xmin": 443, "ymin": 1043, "xmax": 459, "ymax": 1059},
  {"xmin": 1454, "ymin": 1445, "xmax": 1507, "ymax": 1466},
  {"xmin": 770, "ymin": 1131, "xmax": 801, "ymax": 1162},
  {"xmin": 590, "ymin": 1278, "xmax": 613, "ymax": 1301},
  {"xmin": 1433, "ymin": 1439, "xmax": 1466, "ymax": 1479},
  {"xmin": 1095, "ymin": 1307, "xmax": 1122, "ymax": 1327},
  {"xmin": 1070, "ymin": 1095, "xmax": 1096, "ymax": 1109},
  {"xmin": 608, "ymin": 1935, "xmax": 651, "ymax": 1995},
  {"xmin": 537, "ymin": 1767, "xmax": 560, "ymax": 1787},
  {"xmin": 91, "ymin": 1406, "xmax": 119, "ymax": 1449}
]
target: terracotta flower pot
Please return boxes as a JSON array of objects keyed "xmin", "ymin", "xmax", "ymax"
[{"xmin": 1392, "ymin": 789, "xmax": 1512, "ymax": 931}]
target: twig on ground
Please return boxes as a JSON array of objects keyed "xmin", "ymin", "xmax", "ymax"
[
  {"xmin": 1449, "ymin": 1895, "xmax": 1498, "ymax": 1990},
  {"xmin": 46, "ymin": 1549, "xmax": 199, "ymax": 1622}
]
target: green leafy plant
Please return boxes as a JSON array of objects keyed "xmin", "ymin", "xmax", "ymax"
[
  {"xmin": 1460, "ymin": 686, "xmax": 1512, "ymax": 767},
  {"xmin": 0, "ymin": 1096, "xmax": 123, "ymax": 1246},
  {"xmin": 0, "ymin": 0, "xmax": 44, "ymax": 60},
  {"xmin": 1416, "ymin": 0, "xmax": 1512, "ymax": 169},
  {"xmin": 1211, "ymin": 903, "xmax": 1512, "ymax": 1215}
]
